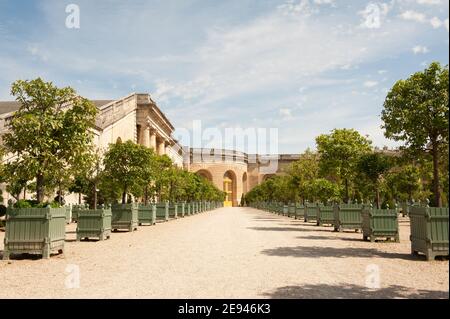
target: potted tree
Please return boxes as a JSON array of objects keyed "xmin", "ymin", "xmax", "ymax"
[
  {"xmin": 1, "ymin": 78, "xmax": 97, "ymax": 259},
  {"xmin": 362, "ymin": 204, "xmax": 399, "ymax": 243},
  {"xmin": 74, "ymin": 153, "xmax": 113, "ymax": 240},
  {"xmin": 102, "ymin": 141, "xmax": 152, "ymax": 232},
  {"xmin": 410, "ymin": 203, "xmax": 448, "ymax": 260}
]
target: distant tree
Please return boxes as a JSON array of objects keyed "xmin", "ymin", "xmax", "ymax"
[
  {"xmin": 382, "ymin": 62, "xmax": 449, "ymax": 207},
  {"xmin": 151, "ymin": 155, "xmax": 173, "ymax": 201},
  {"xmin": 0, "ymin": 78, "xmax": 98, "ymax": 203},
  {"xmin": 357, "ymin": 153, "xmax": 391, "ymax": 208},
  {"xmin": 289, "ymin": 148, "xmax": 320, "ymax": 203},
  {"xmin": 316, "ymin": 129, "xmax": 372, "ymax": 203},
  {"xmin": 304, "ymin": 178, "xmax": 340, "ymax": 204},
  {"xmin": 102, "ymin": 140, "xmax": 153, "ymax": 204}
]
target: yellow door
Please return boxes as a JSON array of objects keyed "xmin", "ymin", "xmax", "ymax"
[{"xmin": 223, "ymin": 177, "xmax": 233, "ymax": 207}]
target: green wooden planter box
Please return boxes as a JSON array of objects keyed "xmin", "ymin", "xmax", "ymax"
[
  {"xmin": 295, "ymin": 204, "xmax": 305, "ymax": 220},
  {"xmin": 71, "ymin": 205, "xmax": 83, "ymax": 223},
  {"xmin": 317, "ymin": 205, "xmax": 335, "ymax": 226},
  {"xmin": 168, "ymin": 203, "xmax": 178, "ymax": 219},
  {"xmin": 155, "ymin": 203, "xmax": 169, "ymax": 222},
  {"xmin": 334, "ymin": 204, "xmax": 364, "ymax": 232},
  {"xmin": 281, "ymin": 205, "xmax": 288, "ymax": 216},
  {"xmin": 138, "ymin": 204, "xmax": 156, "ymax": 226},
  {"xmin": 3, "ymin": 207, "xmax": 66, "ymax": 260},
  {"xmin": 65, "ymin": 206, "xmax": 71, "ymax": 224},
  {"xmin": 111, "ymin": 204, "xmax": 138, "ymax": 232},
  {"xmin": 362, "ymin": 208, "xmax": 399, "ymax": 242},
  {"xmin": 410, "ymin": 207, "xmax": 449, "ymax": 261},
  {"xmin": 186, "ymin": 203, "xmax": 191, "ymax": 216},
  {"xmin": 401, "ymin": 201, "xmax": 423, "ymax": 217},
  {"xmin": 273, "ymin": 204, "xmax": 280, "ymax": 214},
  {"xmin": 288, "ymin": 204, "xmax": 296, "ymax": 218},
  {"xmin": 305, "ymin": 203, "xmax": 319, "ymax": 223},
  {"xmin": 177, "ymin": 203, "xmax": 185, "ymax": 217},
  {"xmin": 76, "ymin": 207, "xmax": 112, "ymax": 241}
]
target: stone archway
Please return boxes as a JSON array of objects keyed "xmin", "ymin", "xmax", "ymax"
[{"xmin": 223, "ymin": 170, "xmax": 237, "ymax": 207}]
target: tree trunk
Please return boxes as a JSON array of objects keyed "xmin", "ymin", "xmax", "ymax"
[
  {"xmin": 431, "ymin": 142, "xmax": 442, "ymax": 207},
  {"xmin": 375, "ymin": 185, "xmax": 380, "ymax": 209},
  {"xmin": 36, "ymin": 173, "xmax": 45, "ymax": 203},
  {"xmin": 144, "ymin": 186, "xmax": 148, "ymax": 206},
  {"xmin": 93, "ymin": 182, "xmax": 98, "ymax": 209},
  {"xmin": 58, "ymin": 181, "xmax": 62, "ymax": 205},
  {"xmin": 78, "ymin": 193, "xmax": 82, "ymax": 205},
  {"xmin": 344, "ymin": 178, "xmax": 349, "ymax": 204},
  {"xmin": 122, "ymin": 190, "xmax": 127, "ymax": 204}
]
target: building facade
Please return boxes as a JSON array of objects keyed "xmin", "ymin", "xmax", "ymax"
[{"xmin": 1, "ymin": 92, "xmax": 299, "ymax": 206}]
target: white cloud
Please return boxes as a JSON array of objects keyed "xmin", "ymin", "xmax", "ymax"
[
  {"xmin": 412, "ymin": 45, "xmax": 430, "ymax": 54},
  {"xmin": 416, "ymin": 0, "xmax": 442, "ymax": 5},
  {"xmin": 359, "ymin": 2, "xmax": 392, "ymax": 29},
  {"xmin": 430, "ymin": 17, "xmax": 443, "ymax": 28},
  {"xmin": 279, "ymin": 108, "xmax": 294, "ymax": 120},
  {"xmin": 378, "ymin": 70, "xmax": 388, "ymax": 74},
  {"xmin": 313, "ymin": 0, "xmax": 335, "ymax": 4},
  {"xmin": 445, "ymin": 19, "xmax": 449, "ymax": 32},
  {"xmin": 400, "ymin": 10, "xmax": 427, "ymax": 23},
  {"xmin": 364, "ymin": 81, "xmax": 379, "ymax": 88},
  {"xmin": 26, "ymin": 44, "xmax": 48, "ymax": 62}
]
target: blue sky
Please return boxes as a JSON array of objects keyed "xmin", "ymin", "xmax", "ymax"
[{"xmin": 0, "ymin": 0, "xmax": 448, "ymax": 154}]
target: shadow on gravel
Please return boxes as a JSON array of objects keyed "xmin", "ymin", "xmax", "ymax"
[
  {"xmin": 295, "ymin": 235, "xmax": 363, "ymax": 242},
  {"xmin": 0, "ymin": 251, "xmax": 61, "ymax": 261},
  {"xmin": 248, "ymin": 226, "xmax": 336, "ymax": 233},
  {"xmin": 262, "ymin": 284, "xmax": 449, "ymax": 299},
  {"xmin": 248, "ymin": 227, "xmax": 302, "ymax": 232},
  {"xmin": 261, "ymin": 246, "xmax": 416, "ymax": 260}
]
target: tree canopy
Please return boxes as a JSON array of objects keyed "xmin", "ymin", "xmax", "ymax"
[
  {"xmin": 0, "ymin": 78, "xmax": 98, "ymax": 203},
  {"xmin": 382, "ymin": 62, "xmax": 449, "ymax": 207}
]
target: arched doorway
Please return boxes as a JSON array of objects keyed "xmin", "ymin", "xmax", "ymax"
[{"xmin": 223, "ymin": 171, "xmax": 236, "ymax": 207}]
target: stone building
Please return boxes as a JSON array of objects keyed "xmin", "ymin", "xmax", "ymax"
[{"xmin": 1, "ymin": 92, "xmax": 299, "ymax": 206}]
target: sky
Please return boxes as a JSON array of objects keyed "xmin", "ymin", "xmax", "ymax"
[{"xmin": 0, "ymin": 0, "xmax": 448, "ymax": 154}]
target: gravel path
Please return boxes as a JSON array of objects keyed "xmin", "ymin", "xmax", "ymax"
[{"xmin": 0, "ymin": 207, "xmax": 448, "ymax": 299}]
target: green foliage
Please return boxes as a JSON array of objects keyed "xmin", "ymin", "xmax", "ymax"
[
  {"xmin": 382, "ymin": 62, "xmax": 449, "ymax": 207},
  {"xmin": 11, "ymin": 199, "xmax": 60, "ymax": 208},
  {"xmin": 0, "ymin": 78, "xmax": 98, "ymax": 203},
  {"xmin": 101, "ymin": 140, "xmax": 154, "ymax": 204},
  {"xmin": 357, "ymin": 152, "xmax": 392, "ymax": 208},
  {"xmin": 13, "ymin": 200, "xmax": 32, "ymax": 208},
  {"xmin": 357, "ymin": 153, "xmax": 391, "ymax": 183},
  {"xmin": 304, "ymin": 178, "xmax": 340, "ymax": 204},
  {"xmin": 316, "ymin": 128, "xmax": 372, "ymax": 202},
  {"xmin": 98, "ymin": 141, "xmax": 224, "ymax": 204},
  {"xmin": 289, "ymin": 148, "xmax": 320, "ymax": 201}
]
